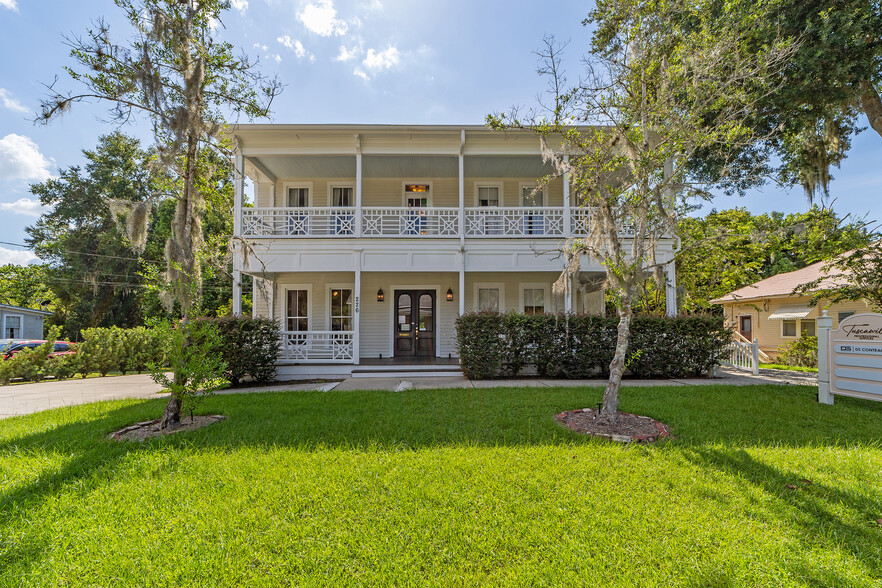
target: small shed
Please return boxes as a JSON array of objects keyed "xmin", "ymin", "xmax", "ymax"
[{"xmin": 0, "ymin": 304, "xmax": 53, "ymax": 339}]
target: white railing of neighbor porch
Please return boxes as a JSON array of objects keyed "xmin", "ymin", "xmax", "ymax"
[
  {"xmin": 723, "ymin": 339, "xmax": 760, "ymax": 375},
  {"xmin": 279, "ymin": 331, "xmax": 355, "ymax": 363}
]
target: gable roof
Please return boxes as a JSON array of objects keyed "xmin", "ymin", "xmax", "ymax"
[
  {"xmin": 0, "ymin": 303, "xmax": 53, "ymax": 316},
  {"xmin": 710, "ymin": 259, "xmax": 849, "ymax": 304}
]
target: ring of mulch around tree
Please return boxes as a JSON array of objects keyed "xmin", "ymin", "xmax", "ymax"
[
  {"xmin": 555, "ymin": 409, "xmax": 674, "ymax": 443},
  {"xmin": 110, "ymin": 415, "xmax": 226, "ymax": 442}
]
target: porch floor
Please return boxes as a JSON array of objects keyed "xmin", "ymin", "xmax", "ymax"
[{"xmin": 359, "ymin": 357, "xmax": 461, "ymax": 366}]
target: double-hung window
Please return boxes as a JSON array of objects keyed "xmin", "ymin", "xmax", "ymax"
[
  {"xmin": 329, "ymin": 288, "xmax": 353, "ymax": 332},
  {"xmin": 523, "ymin": 288, "xmax": 546, "ymax": 315},
  {"xmin": 286, "ymin": 289, "xmax": 309, "ymax": 344},
  {"xmin": 331, "ymin": 186, "xmax": 354, "ymax": 235},
  {"xmin": 286, "ymin": 186, "xmax": 310, "ymax": 235},
  {"xmin": 4, "ymin": 315, "xmax": 22, "ymax": 339}
]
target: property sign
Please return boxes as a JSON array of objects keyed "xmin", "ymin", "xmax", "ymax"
[{"xmin": 828, "ymin": 313, "xmax": 882, "ymax": 402}]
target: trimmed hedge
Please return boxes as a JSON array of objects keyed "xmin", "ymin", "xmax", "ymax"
[
  {"xmin": 192, "ymin": 316, "xmax": 281, "ymax": 385},
  {"xmin": 456, "ymin": 312, "xmax": 730, "ymax": 379}
]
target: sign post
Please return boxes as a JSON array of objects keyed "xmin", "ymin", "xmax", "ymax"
[{"xmin": 821, "ymin": 311, "xmax": 882, "ymax": 404}]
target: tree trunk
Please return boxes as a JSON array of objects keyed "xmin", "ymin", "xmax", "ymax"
[
  {"xmin": 159, "ymin": 394, "xmax": 181, "ymax": 430},
  {"xmin": 601, "ymin": 302, "xmax": 632, "ymax": 421},
  {"xmin": 860, "ymin": 79, "xmax": 882, "ymax": 138}
]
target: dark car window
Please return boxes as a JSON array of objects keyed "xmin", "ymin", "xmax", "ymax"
[{"xmin": 53, "ymin": 343, "xmax": 69, "ymax": 352}]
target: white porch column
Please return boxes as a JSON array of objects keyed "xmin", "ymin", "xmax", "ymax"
[
  {"xmin": 459, "ymin": 129, "xmax": 465, "ymax": 245},
  {"xmin": 354, "ymin": 252, "xmax": 362, "ymax": 365},
  {"xmin": 564, "ymin": 275, "xmax": 573, "ymax": 313},
  {"xmin": 665, "ymin": 261, "xmax": 677, "ymax": 317},
  {"xmin": 355, "ymin": 135, "xmax": 363, "ymax": 238},
  {"xmin": 563, "ymin": 154, "xmax": 571, "ymax": 237},
  {"xmin": 232, "ymin": 145, "xmax": 244, "ymax": 316},
  {"xmin": 458, "ymin": 251, "xmax": 465, "ymax": 317}
]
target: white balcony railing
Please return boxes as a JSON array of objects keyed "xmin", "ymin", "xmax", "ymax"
[
  {"xmin": 241, "ymin": 206, "xmax": 639, "ymax": 239},
  {"xmin": 279, "ymin": 331, "xmax": 355, "ymax": 363},
  {"xmin": 362, "ymin": 207, "xmax": 459, "ymax": 237},
  {"xmin": 464, "ymin": 207, "xmax": 565, "ymax": 237},
  {"xmin": 244, "ymin": 207, "xmax": 357, "ymax": 237}
]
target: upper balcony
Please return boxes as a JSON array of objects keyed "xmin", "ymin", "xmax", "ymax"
[{"xmin": 230, "ymin": 125, "xmax": 644, "ymax": 242}]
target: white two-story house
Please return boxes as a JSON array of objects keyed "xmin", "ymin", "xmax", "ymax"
[{"xmin": 229, "ymin": 124, "xmax": 679, "ymax": 377}]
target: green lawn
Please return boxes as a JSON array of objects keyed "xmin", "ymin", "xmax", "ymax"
[
  {"xmin": 760, "ymin": 363, "xmax": 819, "ymax": 373},
  {"xmin": 1, "ymin": 385, "xmax": 881, "ymax": 586}
]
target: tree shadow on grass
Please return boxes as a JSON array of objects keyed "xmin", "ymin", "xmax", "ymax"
[{"xmin": 682, "ymin": 446, "xmax": 882, "ymax": 586}]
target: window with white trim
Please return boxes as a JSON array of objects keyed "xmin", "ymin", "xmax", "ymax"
[
  {"xmin": 478, "ymin": 288, "xmax": 500, "ymax": 311},
  {"xmin": 4, "ymin": 315, "xmax": 22, "ymax": 338},
  {"xmin": 286, "ymin": 187, "xmax": 309, "ymax": 207},
  {"xmin": 329, "ymin": 288, "xmax": 353, "ymax": 332},
  {"xmin": 782, "ymin": 319, "xmax": 797, "ymax": 337},
  {"xmin": 331, "ymin": 186, "xmax": 354, "ymax": 207},
  {"xmin": 477, "ymin": 186, "xmax": 499, "ymax": 207},
  {"xmin": 523, "ymin": 288, "xmax": 545, "ymax": 315},
  {"xmin": 286, "ymin": 290, "xmax": 309, "ymax": 332},
  {"xmin": 838, "ymin": 311, "xmax": 855, "ymax": 323}
]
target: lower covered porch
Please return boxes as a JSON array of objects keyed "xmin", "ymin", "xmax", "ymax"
[{"xmin": 249, "ymin": 270, "xmax": 606, "ymax": 376}]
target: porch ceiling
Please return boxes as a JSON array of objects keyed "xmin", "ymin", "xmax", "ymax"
[{"xmin": 247, "ymin": 154, "xmax": 555, "ymax": 181}]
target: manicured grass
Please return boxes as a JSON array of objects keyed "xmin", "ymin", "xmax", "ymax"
[
  {"xmin": 760, "ymin": 363, "xmax": 819, "ymax": 373},
  {"xmin": 1, "ymin": 384, "xmax": 881, "ymax": 586}
]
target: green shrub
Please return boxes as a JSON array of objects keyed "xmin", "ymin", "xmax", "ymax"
[
  {"xmin": 778, "ymin": 335, "xmax": 818, "ymax": 368},
  {"xmin": 4, "ymin": 327, "xmax": 60, "ymax": 383},
  {"xmin": 80, "ymin": 327, "xmax": 125, "ymax": 377},
  {"xmin": 192, "ymin": 316, "xmax": 280, "ymax": 385},
  {"xmin": 0, "ymin": 357, "xmax": 14, "ymax": 385},
  {"xmin": 45, "ymin": 351, "xmax": 78, "ymax": 381},
  {"xmin": 456, "ymin": 312, "xmax": 729, "ymax": 379}
]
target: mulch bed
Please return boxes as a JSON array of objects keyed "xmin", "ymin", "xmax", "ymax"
[
  {"xmin": 109, "ymin": 415, "xmax": 226, "ymax": 442},
  {"xmin": 555, "ymin": 408, "xmax": 674, "ymax": 443}
]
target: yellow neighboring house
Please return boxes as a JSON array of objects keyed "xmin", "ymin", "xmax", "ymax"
[{"xmin": 711, "ymin": 259, "xmax": 871, "ymax": 360}]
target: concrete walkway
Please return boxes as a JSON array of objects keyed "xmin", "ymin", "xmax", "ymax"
[{"xmin": 0, "ymin": 366, "xmax": 816, "ymax": 420}]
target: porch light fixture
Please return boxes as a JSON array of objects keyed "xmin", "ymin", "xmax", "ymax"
[
  {"xmin": 446, "ymin": 288, "xmax": 454, "ymax": 302},
  {"xmin": 377, "ymin": 289, "xmax": 385, "ymax": 302}
]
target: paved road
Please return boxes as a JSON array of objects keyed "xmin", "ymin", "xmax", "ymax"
[{"xmin": 0, "ymin": 366, "xmax": 815, "ymax": 420}]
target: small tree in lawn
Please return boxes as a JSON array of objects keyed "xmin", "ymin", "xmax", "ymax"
[
  {"xmin": 489, "ymin": 3, "xmax": 795, "ymax": 421},
  {"xmin": 38, "ymin": 0, "xmax": 281, "ymax": 428}
]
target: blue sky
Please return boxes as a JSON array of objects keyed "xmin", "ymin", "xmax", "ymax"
[{"xmin": 1, "ymin": 0, "xmax": 880, "ymax": 265}]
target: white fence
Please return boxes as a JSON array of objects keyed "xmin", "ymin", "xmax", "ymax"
[
  {"xmin": 362, "ymin": 207, "xmax": 459, "ymax": 237},
  {"xmin": 464, "ymin": 207, "xmax": 566, "ymax": 237},
  {"xmin": 279, "ymin": 331, "xmax": 355, "ymax": 363},
  {"xmin": 722, "ymin": 339, "xmax": 760, "ymax": 375}
]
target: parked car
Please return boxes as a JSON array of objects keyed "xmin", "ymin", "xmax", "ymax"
[{"xmin": 1, "ymin": 340, "xmax": 76, "ymax": 360}]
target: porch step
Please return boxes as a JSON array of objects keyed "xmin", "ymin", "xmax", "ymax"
[{"xmin": 350, "ymin": 364, "xmax": 464, "ymax": 378}]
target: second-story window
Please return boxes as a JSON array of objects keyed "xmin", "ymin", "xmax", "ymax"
[
  {"xmin": 287, "ymin": 187, "xmax": 309, "ymax": 207},
  {"xmin": 478, "ymin": 186, "xmax": 499, "ymax": 207},
  {"xmin": 332, "ymin": 187, "xmax": 353, "ymax": 207}
]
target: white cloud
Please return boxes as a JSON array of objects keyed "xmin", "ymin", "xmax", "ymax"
[
  {"xmin": 335, "ymin": 45, "xmax": 360, "ymax": 62},
  {"xmin": 231, "ymin": 0, "xmax": 248, "ymax": 12},
  {"xmin": 362, "ymin": 46, "xmax": 400, "ymax": 72},
  {"xmin": 278, "ymin": 35, "xmax": 315, "ymax": 61},
  {"xmin": 0, "ymin": 0, "xmax": 18, "ymax": 12},
  {"xmin": 298, "ymin": 0, "xmax": 348, "ymax": 37},
  {"xmin": 353, "ymin": 69, "xmax": 370, "ymax": 81},
  {"xmin": 0, "ymin": 135, "xmax": 53, "ymax": 182},
  {"xmin": 0, "ymin": 89, "xmax": 28, "ymax": 114},
  {"xmin": 0, "ymin": 246, "xmax": 37, "ymax": 266},
  {"xmin": 0, "ymin": 197, "xmax": 46, "ymax": 217}
]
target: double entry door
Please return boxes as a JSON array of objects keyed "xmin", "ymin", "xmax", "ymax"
[{"xmin": 394, "ymin": 290, "xmax": 435, "ymax": 357}]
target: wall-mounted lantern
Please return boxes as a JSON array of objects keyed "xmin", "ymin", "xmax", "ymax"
[
  {"xmin": 377, "ymin": 289, "xmax": 385, "ymax": 302},
  {"xmin": 446, "ymin": 288, "xmax": 454, "ymax": 302}
]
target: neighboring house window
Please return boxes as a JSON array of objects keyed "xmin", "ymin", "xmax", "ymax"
[
  {"xmin": 286, "ymin": 290, "xmax": 309, "ymax": 332},
  {"xmin": 801, "ymin": 319, "xmax": 816, "ymax": 337},
  {"xmin": 838, "ymin": 311, "xmax": 855, "ymax": 323},
  {"xmin": 782, "ymin": 320, "xmax": 797, "ymax": 337},
  {"xmin": 478, "ymin": 288, "xmax": 500, "ymax": 311},
  {"xmin": 330, "ymin": 288, "xmax": 353, "ymax": 331},
  {"xmin": 4, "ymin": 315, "xmax": 22, "ymax": 338},
  {"xmin": 523, "ymin": 288, "xmax": 546, "ymax": 315}
]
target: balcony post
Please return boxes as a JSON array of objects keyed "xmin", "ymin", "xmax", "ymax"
[
  {"xmin": 459, "ymin": 129, "xmax": 465, "ymax": 244},
  {"xmin": 458, "ymin": 251, "xmax": 465, "ymax": 317},
  {"xmin": 563, "ymin": 153, "xmax": 571, "ymax": 237},
  {"xmin": 355, "ymin": 135, "xmax": 363, "ymax": 238}
]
